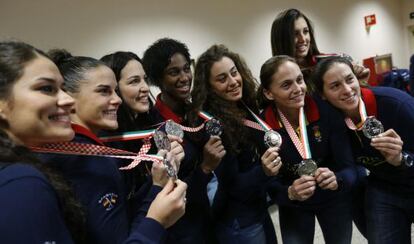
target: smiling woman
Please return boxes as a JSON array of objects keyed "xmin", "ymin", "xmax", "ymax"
[{"xmin": 0, "ymin": 41, "xmax": 86, "ymax": 243}]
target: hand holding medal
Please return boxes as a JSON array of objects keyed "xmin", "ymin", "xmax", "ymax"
[
  {"xmin": 370, "ymin": 128, "xmax": 404, "ymax": 167},
  {"xmin": 344, "ymin": 98, "xmax": 384, "ymax": 139},
  {"xmin": 200, "ymin": 114, "xmax": 225, "ymax": 174}
]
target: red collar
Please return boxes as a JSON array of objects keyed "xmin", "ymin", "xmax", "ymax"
[
  {"xmin": 71, "ymin": 123, "xmax": 104, "ymax": 145},
  {"xmin": 360, "ymin": 88, "xmax": 377, "ymax": 117},
  {"xmin": 264, "ymin": 96, "xmax": 320, "ymax": 130},
  {"xmin": 154, "ymin": 94, "xmax": 183, "ymax": 124}
]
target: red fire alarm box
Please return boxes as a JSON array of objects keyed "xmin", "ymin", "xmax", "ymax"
[{"xmin": 364, "ymin": 14, "xmax": 376, "ymax": 27}]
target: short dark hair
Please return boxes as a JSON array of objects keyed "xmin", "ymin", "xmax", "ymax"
[
  {"xmin": 48, "ymin": 49, "xmax": 105, "ymax": 93},
  {"xmin": 142, "ymin": 38, "xmax": 191, "ymax": 88},
  {"xmin": 271, "ymin": 8, "xmax": 320, "ymax": 59},
  {"xmin": 312, "ymin": 56, "xmax": 355, "ymax": 94},
  {"xmin": 257, "ymin": 55, "xmax": 297, "ymax": 108}
]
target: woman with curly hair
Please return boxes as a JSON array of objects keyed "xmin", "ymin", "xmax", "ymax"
[
  {"xmin": 190, "ymin": 44, "xmax": 280, "ymax": 243},
  {"xmin": 143, "ymin": 38, "xmax": 225, "ymax": 243},
  {"xmin": 0, "ymin": 41, "xmax": 86, "ymax": 243}
]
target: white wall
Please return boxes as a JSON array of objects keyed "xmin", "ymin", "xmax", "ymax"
[
  {"xmin": 402, "ymin": 0, "xmax": 414, "ymax": 63},
  {"xmin": 0, "ymin": 0, "xmax": 407, "ymax": 78}
]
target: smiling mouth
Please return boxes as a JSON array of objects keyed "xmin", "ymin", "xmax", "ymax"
[
  {"xmin": 49, "ymin": 114, "xmax": 71, "ymax": 124},
  {"xmin": 342, "ymin": 94, "xmax": 357, "ymax": 103},
  {"xmin": 103, "ymin": 110, "xmax": 117, "ymax": 120}
]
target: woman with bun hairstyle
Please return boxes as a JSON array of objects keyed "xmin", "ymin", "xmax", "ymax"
[
  {"xmin": 41, "ymin": 49, "xmax": 187, "ymax": 244},
  {"xmin": 0, "ymin": 41, "xmax": 86, "ymax": 243},
  {"xmin": 271, "ymin": 8, "xmax": 369, "ymax": 90},
  {"xmin": 258, "ymin": 55, "xmax": 357, "ymax": 244},
  {"xmin": 190, "ymin": 44, "xmax": 279, "ymax": 244},
  {"xmin": 313, "ymin": 56, "xmax": 414, "ymax": 244}
]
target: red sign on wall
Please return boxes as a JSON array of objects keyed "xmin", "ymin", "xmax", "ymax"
[{"xmin": 364, "ymin": 14, "xmax": 376, "ymax": 27}]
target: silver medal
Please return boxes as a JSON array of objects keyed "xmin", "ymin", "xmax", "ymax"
[
  {"xmin": 297, "ymin": 159, "xmax": 317, "ymax": 176},
  {"xmin": 205, "ymin": 118, "xmax": 223, "ymax": 136},
  {"xmin": 153, "ymin": 130, "xmax": 171, "ymax": 151},
  {"xmin": 362, "ymin": 116, "xmax": 384, "ymax": 139},
  {"xmin": 164, "ymin": 158, "xmax": 177, "ymax": 179},
  {"xmin": 264, "ymin": 130, "xmax": 282, "ymax": 148},
  {"xmin": 165, "ymin": 120, "xmax": 184, "ymax": 139}
]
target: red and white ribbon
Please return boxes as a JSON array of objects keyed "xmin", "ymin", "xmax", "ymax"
[{"xmin": 278, "ymin": 107, "xmax": 312, "ymax": 160}]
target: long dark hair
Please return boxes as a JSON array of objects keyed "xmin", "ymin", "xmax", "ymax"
[
  {"xmin": 0, "ymin": 41, "xmax": 86, "ymax": 243},
  {"xmin": 101, "ymin": 51, "xmax": 153, "ymax": 131},
  {"xmin": 190, "ymin": 44, "xmax": 259, "ymax": 152},
  {"xmin": 270, "ymin": 9, "xmax": 320, "ymax": 65}
]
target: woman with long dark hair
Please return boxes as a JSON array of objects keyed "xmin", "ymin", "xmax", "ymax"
[{"xmin": 0, "ymin": 41, "xmax": 86, "ymax": 243}]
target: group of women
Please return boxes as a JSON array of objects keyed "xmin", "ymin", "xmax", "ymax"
[{"xmin": 0, "ymin": 7, "xmax": 413, "ymax": 244}]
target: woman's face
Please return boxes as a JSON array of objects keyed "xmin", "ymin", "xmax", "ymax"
[
  {"xmin": 209, "ymin": 56, "xmax": 243, "ymax": 102},
  {"xmin": 321, "ymin": 62, "xmax": 361, "ymax": 114},
  {"xmin": 263, "ymin": 61, "xmax": 306, "ymax": 111},
  {"xmin": 0, "ymin": 55, "xmax": 75, "ymax": 146},
  {"xmin": 161, "ymin": 53, "xmax": 192, "ymax": 102},
  {"xmin": 294, "ymin": 16, "xmax": 311, "ymax": 61},
  {"xmin": 118, "ymin": 60, "xmax": 150, "ymax": 113},
  {"xmin": 71, "ymin": 65, "xmax": 122, "ymax": 133}
]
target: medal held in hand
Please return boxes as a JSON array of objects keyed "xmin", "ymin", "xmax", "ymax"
[
  {"xmin": 165, "ymin": 120, "xmax": 184, "ymax": 139},
  {"xmin": 153, "ymin": 130, "xmax": 177, "ymax": 178},
  {"xmin": 205, "ymin": 118, "xmax": 223, "ymax": 136},
  {"xmin": 164, "ymin": 157, "xmax": 177, "ymax": 179},
  {"xmin": 264, "ymin": 130, "xmax": 282, "ymax": 148},
  {"xmin": 362, "ymin": 116, "xmax": 384, "ymax": 139},
  {"xmin": 153, "ymin": 130, "xmax": 171, "ymax": 151},
  {"xmin": 297, "ymin": 159, "xmax": 318, "ymax": 176}
]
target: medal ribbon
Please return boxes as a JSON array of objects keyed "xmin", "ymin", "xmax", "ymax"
[
  {"xmin": 278, "ymin": 107, "xmax": 312, "ymax": 159},
  {"xmin": 99, "ymin": 129, "xmax": 156, "ymax": 143},
  {"xmin": 30, "ymin": 142, "xmax": 163, "ymax": 170},
  {"xmin": 243, "ymin": 105, "xmax": 272, "ymax": 132},
  {"xmin": 344, "ymin": 97, "xmax": 367, "ymax": 131}
]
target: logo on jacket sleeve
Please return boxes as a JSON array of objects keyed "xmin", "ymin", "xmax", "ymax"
[{"xmin": 99, "ymin": 193, "xmax": 118, "ymax": 211}]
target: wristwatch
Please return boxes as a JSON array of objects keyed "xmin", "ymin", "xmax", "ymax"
[{"xmin": 400, "ymin": 152, "xmax": 414, "ymax": 168}]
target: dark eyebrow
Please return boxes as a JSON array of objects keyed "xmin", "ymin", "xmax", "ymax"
[
  {"xmin": 37, "ymin": 77, "xmax": 56, "ymax": 83},
  {"xmin": 127, "ymin": 75, "xmax": 141, "ymax": 80},
  {"xmin": 345, "ymin": 74, "xmax": 354, "ymax": 79},
  {"xmin": 96, "ymin": 84, "xmax": 111, "ymax": 89}
]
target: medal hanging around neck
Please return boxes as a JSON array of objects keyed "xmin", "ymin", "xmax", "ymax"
[
  {"xmin": 278, "ymin": 107, "xmax": 317, "ymax": 176},
  {"xmin": 199, "ymin": 111, "xmax": 223, "ymax": 137},
  {"xmin": 244, "ymin": 105, "xmax": 282, "ymax": 148},
  {"xmin": 344, "ymin": 98, "xmax": 384, "ymax": 139}
]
